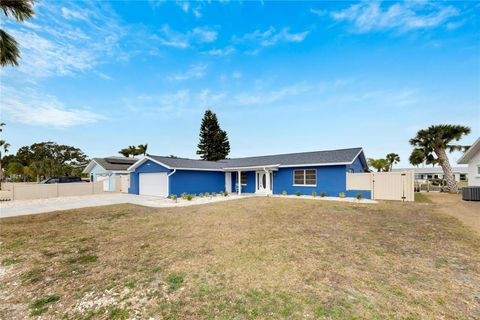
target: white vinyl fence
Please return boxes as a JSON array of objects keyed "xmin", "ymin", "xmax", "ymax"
[
  {"xmin": 347, "ymin": 171, "xmax": 414, "ymax": 202},
  {"xmin": 1, "ymin": 182, "xmax": 105, "ymax": 201}
]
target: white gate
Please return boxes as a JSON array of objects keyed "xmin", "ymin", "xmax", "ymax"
[{"xmin": 346, "ymin": 171, "xmax": 414, "ymax": 202}]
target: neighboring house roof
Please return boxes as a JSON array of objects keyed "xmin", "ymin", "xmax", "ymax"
[
  {"xmin": 392, "ymin": 167, "xmax": 468, "ymax": 174},
  {"xmin": 129, "ymin": 148, "xmax": 366, "ymax": 171},
  {"xmin": 83, "ymin": 157, "xmax": 138, "ymax": 173},
  {"xmin": 458, "ymin": 137, "xmax": 480, "ymax": 164}
]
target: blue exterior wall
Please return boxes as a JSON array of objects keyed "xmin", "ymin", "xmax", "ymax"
[
  {"xmin": 272, "ymin": 163, "xmax": 371, "ymax": 199},
  {"xmin": 231, "ymin": 171, "xmax": 256, "ymax": 193},
  {"xmin": 128, "ymin": 159, "xmax": 226, "ymax": 196},
  {"xmin": 170, "ymin": 170, "xmax": 225, "ymax": 196},
  {"xmin": 347, "ymin": 156, "xmax": 365, "ymax": 173},
  {"xmin": 128, "ymin": 160, "xmax": 170, "ymax": 195}
]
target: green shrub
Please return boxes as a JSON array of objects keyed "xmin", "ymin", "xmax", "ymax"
[
  {"xmin": 282, "ymin": 190, "xmax": 287, "ymax": 196},
  {"xmin": 187, "ymin": 194, "xmax": 194, "ymax": 201},
  {"xmin": 205, "ymin": 192, "xmax": 210, "ymax": 197},
  {"xmin": 223, "ymin": 191, "xmax": 228, "ymax": 197},
  {"xmin": 320, "ymin": 192, "xmax": 326, "ymax": 197},
  {"xmin": 198, "ymin": 193, "xmax": 204, "ymax": 198},
  {"xmin": 212, "ymin": 192, "xmax": 217, "ymax": 197},
  {"xmin": 170, "ymin": 194, "xmax": 177, "ymax": 202},
  {"xmin": 295, "ymin": 191, "xmax": 301, "ymax": 196},
  {"xmin": 356, "ymin": 193, "xmax": 364, "ymax": 201},
  {"xmin": 339, "ymin": 192, "xmax": 346, "ymax": 198},
  {"xmin": 312, "ymin": 191, "xmax": 317, "ymax": 198},
  {"xmin": 219, "ymin": 191, "xmax": 225, "ymax": 196},
  {"xmin": 181, "ymin": 192, "xmax": 188, "ymax": 200}
]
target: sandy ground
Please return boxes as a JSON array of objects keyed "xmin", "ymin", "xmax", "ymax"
[
  {"xmin": 0, "ymin": 193, "xmax": 376, "ymax": 218},
  {"xmin": 425, "ymin": 192, "xmax": 480, "ymax": 235}
]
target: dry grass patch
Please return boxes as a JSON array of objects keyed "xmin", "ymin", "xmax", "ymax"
[{"xmin": 0, "ymin": 197, "xmax": 479, "ymax": 319}]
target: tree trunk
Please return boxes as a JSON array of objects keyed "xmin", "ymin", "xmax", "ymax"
[{"xmin": 434, "ymin": 148, "xmax": 458, "ymax": 193}]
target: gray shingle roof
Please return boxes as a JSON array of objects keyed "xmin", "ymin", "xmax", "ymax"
[
  {"xmin": 146, "ymin": 147, "xmax": 364, "ymax": 170},
  {"xmin": 94, "ymin": 157, "xmax": 138, "ymax": 171},
  {"xmin": 148, "ymin": 156, "xmax": 225, "ymax": 170}
]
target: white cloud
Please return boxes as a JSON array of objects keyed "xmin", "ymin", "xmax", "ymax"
[
  {"xmin": 232, "ymin": 71, "xmax": 242, "ymax": 79},
  {"xmin": 310, "ymin": 8, "xmax": 327, "ymax": 17},
  {"xmin": 331, "ymin": 1, "xmax": 460, "ymax": 33},
  {"xmin": 205, "ymin": 46, "xmax": 235, "ymax": 56},
  {"xmin": 2, "ymin": 2, "xmax": 126, "ymax": 78},
  {"xmin": 192, "ymin": 7, "xmax": 202, "ymax": 18},
  {"xmin": 61, "ymin": 7, "xmax": 89, "ymax": 21},
  {"xmin": 192, "ymin": 27, "xmax": 217, "ymax": 42},
  {"xmin": 234, "ymin": 26, "xmax": 310, "ymax": 51},
  {"xmin": 153, "ymin": 25, "xmax": 218, "ymax": 49},
  {"xmin": 122, "ymin": 89, "xmax": 226, "ymax": 118},
  {"xmin": 177, "ymin": 1, "xmax": 190, "ymax": 13},
  {"xmin": 171, "ymin": 64, "xmax": 207, "ymax": 81},
  {"xmin": 1, "ymin": 87, "xmax": 103, "ymax": 127},
  {"xmin": 234, "ymin": 83, "xmax": 312, "ymax": 106}
]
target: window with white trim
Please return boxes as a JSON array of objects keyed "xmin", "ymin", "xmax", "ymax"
[
  {"xmin": 293, "ymin": 169, "xmax": 316, "ymax": 186},
  {"xmin": 477, "ymin": 165, "xmax": 480, "ymax": 176}
]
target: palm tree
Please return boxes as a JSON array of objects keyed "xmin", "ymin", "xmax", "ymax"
[
  {"xmin": 0, "ymin": 0, "xmax": 35, "ymax": 66},
  {"xmin": 128, "ymin": 145, "xmax": 140, "ymax": 157},
  {"xmin": 137, "ymin": 144, "xmax": 148, "ymax": 156},
  {"xmin": 118, "ymin": 148, "xmax": 131, "ymax": 158},
  {"xmin": 385, "ymin": 153, "xmax": 400, "ymax": 171},
  {"xmin": 409, "ymin": 124, "xmax": 471, "ymax": 193},
  {"xmin": 0, "ymin": 122, "xmax": 9, "ymax": 181},
  {"xmin": 368, "ymin": 158, "xmax": 389, "ymax": 172}
]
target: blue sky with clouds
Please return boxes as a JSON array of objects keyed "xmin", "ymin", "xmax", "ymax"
[{"xmin": 1, "ymin": 0, "xmax": 479, "ymax": 166}]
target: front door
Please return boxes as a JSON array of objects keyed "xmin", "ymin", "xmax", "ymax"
[{"xmin": 256, "ymin": 171, "xmax": 272, "ymax": 194}]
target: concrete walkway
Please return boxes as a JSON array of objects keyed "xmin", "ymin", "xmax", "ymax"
[{"xmin": 0, "ymin": 193, "xmax": 256, "ymax": 218}]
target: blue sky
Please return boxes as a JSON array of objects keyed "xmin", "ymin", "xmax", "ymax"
[{"xmin": 1, "ymin": 0, "xmax": 479, "ymax": 166}]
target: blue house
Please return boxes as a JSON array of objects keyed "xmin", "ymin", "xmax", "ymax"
[
  {"xmin": 127, "ymin": 147, "xmax": 371, "ymax": 199},
  {"xmin": 83, "ymin": 157, "xmax": 138, "ymax": 192}
]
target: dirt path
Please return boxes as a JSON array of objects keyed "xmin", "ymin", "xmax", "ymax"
[{"xmin": 425, "ymin": 192, "xmax": 480, "ymax": 235}]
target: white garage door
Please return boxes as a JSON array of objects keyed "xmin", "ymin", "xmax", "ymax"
[{"xmin": 139, "ymin": 173, "xmax": 168, "ymax": 197}]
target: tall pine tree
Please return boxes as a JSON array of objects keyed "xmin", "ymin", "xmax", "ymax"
[{"xmin": 197, "ymin": 110, "xmax": 230, "ymax": 161}]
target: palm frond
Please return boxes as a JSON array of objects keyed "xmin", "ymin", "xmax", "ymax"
[
  {"xmin": 0, "ymin": 29, "xmax": 19, "ymax": 66},
  {"xmin": 0, "ymin": 0, "xmax": 34, "ymax": 21}
]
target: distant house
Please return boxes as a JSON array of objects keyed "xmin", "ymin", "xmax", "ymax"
[
  {"xmin": 392, "ymin": 167, "xmax": 468, "ymax": 182},
  {"xmin": 83, "ymin": 157, "xmax": 138, "ymax": 191},
  {"xmin": 458, "ymin": 137, "xmax": 480, "ymax": 187},
  {"xmin": 127, "ymin": 147, "xmax": 370, "ymax": 198}
]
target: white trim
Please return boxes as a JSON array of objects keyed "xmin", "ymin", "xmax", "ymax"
[
  {"xmin": 170, "ymin": 167, "xmax": 224, "ymax": 172},
  {"xmin": 224, "ymin": 164, "xmax": 280, "ymax": 171},
  {"xmin": 127, "ymin": 156, "xmax": 172, "ymax": 171},
  {"xmin": 458, "ymin": 137, "xmax": 480, "ymax": 164},
  {"xmin": 83, "ymin": 159, "xmax": 104, "ymax": 174},
  {"xmin": 279, "ymin": 162, "xmax": 351, "ymax": 168},
  {"xmin": 293, "ymin": 184, "xmax": 317, "ymax": 187}
]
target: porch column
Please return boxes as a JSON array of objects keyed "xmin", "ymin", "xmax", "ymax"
[
  {"xmin": 237, "ymin": 170, "xmax": 242, "ymax": 195},
  {"xmin": 265, "ymin": 169, "xmax": 271, "ymax": 195}
]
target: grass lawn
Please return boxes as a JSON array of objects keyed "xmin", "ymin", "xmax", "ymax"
[{"xmin": 1, "ymin": 198, "xmax": 479, "ymax": 319}]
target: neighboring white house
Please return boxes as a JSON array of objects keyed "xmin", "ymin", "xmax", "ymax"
[
  {"xmin": 83, "ymin": 157, "xmax": 138, "ymax": 192},
  {"xmin": 458, "ymin": 137, "xmax": 480, "ymax": 187},
  {"xmin": 392, "ymin": 167, "xmax": 468, "ymax": 182}
]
